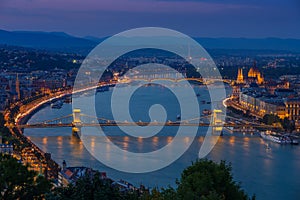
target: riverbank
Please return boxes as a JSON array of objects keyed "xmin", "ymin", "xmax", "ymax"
[
  {"xmin": 24, "ymin": 96, "xmax": 300, "ymax": 200},
  {"xmin": 4, "ymin": 89, "xmax": 74, "ymax": 180},
  {"xmin": 4, "ymin": 82, "xmax": 116, "ymax": 181}
]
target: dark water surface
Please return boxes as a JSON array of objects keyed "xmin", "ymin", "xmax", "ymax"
[{"xmin": 24, "ymin": 85, "xmax": 300, "ymax": 200}]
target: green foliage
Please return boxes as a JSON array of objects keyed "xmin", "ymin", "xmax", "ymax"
[
  {"xmin": 159, "ymin": 186, "xmax": 177, "ymax": 200},
  {"xmin": 1, "ymin": 118, "xmax": 255, "ymax": 200},
  {"xmin": 176, "ymin": 159, "xmax": 252, "ymax": 200},
  {"xmin": 0, "ymin": 156, "xmax": 255, "ymax": 200},
  {"xmin": 186, "ymin": 66, "xmax": 201, "ymax": 78},
  {"xmin": 127, "ymin": 160, "xmax": 254, "ymax": 200},
  {"xmin": 46, "ymin": 159, "xmax": 254, "ymax": 200},
  {"xmin": 0, "ymin": 114, "xmax": 10, "ymax": 140},
  {"xmin": 227, "ymin": 106, "xmax": 244, "ymax": 116},
  {"xmin": 262, "ymin": 114, "xmax": 295, "ymax": 132},
  {"xmin": 47, "ymin": 172, "xmax": 121, "ymax": 200},
  {"xmin": 262, "ymin": 114, "xmax": 281, "ymax": 125},
  {"xmin": 0, "ymin": 113, "xmax": 20, "ymax": 147},
  {"xmin": 281, "ymin": 117, "xmax": 295, "ymax": 133},
  {"xmin": 0, "ymin": 113, "xmax": 23, "ymax": 151},
  {"xmin": 0, "ymin": 154, "xmax": 51, "ymax": 200}
]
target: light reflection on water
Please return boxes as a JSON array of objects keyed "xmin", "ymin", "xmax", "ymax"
[
  {"xmin": 24, "ymin": 128, "xmax": 300, "ymax": 200},
  {"xmin": 23, "ymin": 85, "xmax": 300, "ymax": 200}
]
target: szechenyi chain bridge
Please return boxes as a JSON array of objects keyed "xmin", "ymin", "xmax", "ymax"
[{"xmin": 12, "ymin": 76, "xmax": 276, "ymax": 136}]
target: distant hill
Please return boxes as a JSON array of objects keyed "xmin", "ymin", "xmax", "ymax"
[
  {"xmin": 0, "ymin": 29, "xmax": 300, "ymax": 53},
  {"xmin": 195, "ymin": 37, "xmax": 300, "ymax": 52},
  {"xmin": 0, "ymin": 29, "xmax": 97, "ymax": 53}
]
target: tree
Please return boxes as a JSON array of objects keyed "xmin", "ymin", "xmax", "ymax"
[
  {"xmin": 132, "ymin": 159, "xmax": 254, "ymax": 200},
  {"xmin": 186, "ymin": 66, "xmax": 201, "ymax": 78},
  {"xmin": 281, "ymin": 117, "xmax": 295, "ymax": 133},
  {"xmin": 176, "ymin": 159, "xmax": 254, "ymax": 200},
  {"xmin": 45, "ymin": 159, "xmax": 254, "ymax": 200},
  {"xmin": 0, "ymin": 154, "xmax": 51, "ymax": 199},
  {"xmin": 262, "ymin": 114, "xmax": 281, "ymax": 125},
  {"xmin": 0, "ymin": 113, "xmax": 11, "ymax": 143},
  {"xmin": 48, "ymin": 172, "xmax": 121, "ymax": 200}
]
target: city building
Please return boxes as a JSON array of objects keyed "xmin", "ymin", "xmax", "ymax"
[
  {"xmin": 274, "ymin": 88, "xmax": 296, "ymax": 97},
  {"xmin": 265, "ymin": 80, "xmax": 290, "ymax": 95},
  {"xmin": 58, "ymin": 161, "xmax": 107, "ymax": 187},
  {"xmin": 234, "ymin": 64, "xmax": 300, "ymax": 121},
  {"xmin": 16, "ymin": 74, "xmax": 21, "ymax": 100},
  {"xmin": 234, "ymin": 62, "xmax": 264, "ymax": 86},
  {"xmin": 236, "ymin": 68, "xmax": 244, "ymax": 84},
  {"xmin": 238, "ymin": 87, "xmax": 300, "ymax": 121},
  {"xmin": 239, "ymin": 89, "xmax": 280, "ymax": 117},
  {"xmin": 284, "ymin": 98, "xmax": 300, "ymax": 121},
  {"xmin": 0, "ymin": 143, "xmax": 14, "ymax": 155},
  {"xmin": 232, "ymin": 62, "xmax": 266, "ymax": 100},
  {"xmin": 247, "ymin": 62, "xmax": 264, "ymax": 85}
]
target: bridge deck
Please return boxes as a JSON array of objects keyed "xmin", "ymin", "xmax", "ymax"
[{"xmin": 18, "ymin": 122, "xmax": 271, "ymax": 129}]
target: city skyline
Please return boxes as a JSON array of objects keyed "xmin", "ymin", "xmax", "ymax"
[
  {"xmin": 1, "ymin": 1, "xmax": 300, "ymax": 199},
  {"xmin": 0, "ymin": 0, "xmax": 300, "ymax": 38}
]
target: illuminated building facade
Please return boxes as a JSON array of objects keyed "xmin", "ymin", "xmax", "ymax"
[
  {"xmin": 239, "ymin": 87, "xmax": 300, "ymax": 120},
  {"xmin": 247, "ymin": 62, "xmax": 264, "ymax": 85},
  {"xmin": 236, "ymin": 68, "xmax": 244, "ymax": 84},
  {"xmin": 284, "ymin": 98, "xmax": 300, "ymax": 121}
]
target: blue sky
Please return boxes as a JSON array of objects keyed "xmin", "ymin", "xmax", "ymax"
[{"xmin": 0, "ymin": 0, "xmax": 299, "ymax": 38}]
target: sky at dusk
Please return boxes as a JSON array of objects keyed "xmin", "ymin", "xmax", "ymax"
[{"xmin": 0, "ymin": 0, "xmax": 300, "ymax": 38}]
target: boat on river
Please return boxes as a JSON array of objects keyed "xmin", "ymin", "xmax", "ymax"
[
  {"xmin": 64, "ymin": 96, "xmax": 72, "ymax": 103},
  {"xmin": 202, "ymin": 109, "xmax": 212, "ymax": 116},
  {"xmin": 96, "ymin": 85, "xmax": 109, "ymax": 93},
  {"xmin": 260, "ymin": 131, "xmax": 299, "ymax": 145},
  {"xmin": 50, "ymin": 100, "xmax": 63, "ymax": 109}
]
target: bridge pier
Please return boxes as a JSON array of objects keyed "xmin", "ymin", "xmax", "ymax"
[
  {"xmin": 72, "ymin": 126, "xmax": 81, "ymax": 138},
  {"xmin": 212, "ymin": 109, "xmax": 223, "ymax": 135},
  {"xmin": 72, "ymin": 109, "xmax": 82, "ymax": 138}
]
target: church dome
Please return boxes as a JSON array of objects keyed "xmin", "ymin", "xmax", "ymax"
[
  {"xmin": 247, "ymin": 61, "xmax": 264, "ymax": 84},
  {"xmin": 248, "ymin": 67, "xmax": 260, "ymax": 78}
]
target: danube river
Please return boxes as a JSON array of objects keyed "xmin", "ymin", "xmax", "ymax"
[{"xmin": 24, "ymin": 84, "xmax": 300, "ymax": 200}]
